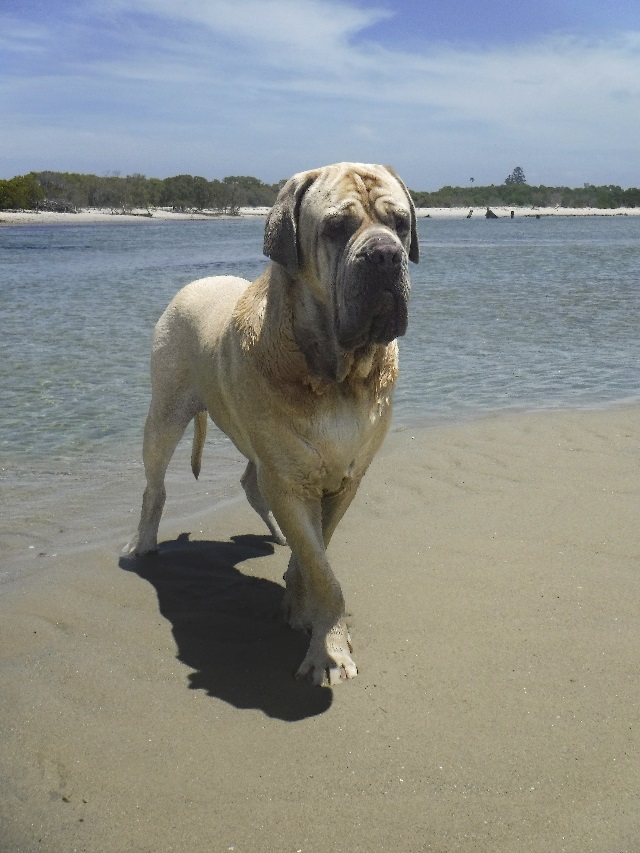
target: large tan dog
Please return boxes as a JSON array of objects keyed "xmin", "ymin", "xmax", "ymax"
[{"xmin": 125, "ymin": 162, "xmax": 419, "ymax": 685}]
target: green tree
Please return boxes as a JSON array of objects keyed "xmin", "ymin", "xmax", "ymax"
[
  {"xmin": 192, "ymin": 176, "xmax": 213, "ymax": 210},
  {"xmin": 161, "ymin": 175, "xmax": 196, "ymax": 210},
  {"xmin": 0, "ymin": 174, "xmax": 44, "ymax": 209},
  {"xmin": 123, "ymin": 173, "xmax": 151, "ymax": 210},
  {"xmin": 505, "ymin": 166, "xmax": 527, "ymax": 185},
  {"xmin": 222, "ymin": 175, "xmax": 278, "ymax": 207}
]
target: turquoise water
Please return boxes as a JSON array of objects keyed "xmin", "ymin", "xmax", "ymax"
[
  {"xmin": 2, "ymin": 216, "xmax": 639, "ymax": 462},
  {"xmin": 1, "ymin": 216, "xmax": 639, "ymax": 564}
]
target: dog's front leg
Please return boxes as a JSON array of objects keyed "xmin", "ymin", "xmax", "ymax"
[{"xmin": 258, "ymin": 469, "xmax": 358, "ymax": 686}]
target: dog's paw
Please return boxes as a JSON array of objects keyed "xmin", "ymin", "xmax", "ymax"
[
  {"xmin": 122, "ymin": 537, "xmax": 138, "ymax": 556},
  {"xmin": 296, "ymin": 621, "xmax": 358, "ymax": 686},
  {"xmin": 122, "ymin": 535, "xmax": 157, "ymax": 557}
]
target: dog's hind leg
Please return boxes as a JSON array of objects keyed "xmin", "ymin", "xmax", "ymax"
[
  {"xmin": 240, "ymin": 460, "xmax": 287, "ymax": 545},
  {"xmin": 124, "ymin": 398, "xmax": 197, "ymax": 556}
]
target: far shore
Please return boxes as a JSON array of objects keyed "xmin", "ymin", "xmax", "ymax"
[{"xmin": 2, "ymin": 204, "xmax": 640, "ymax": 227}]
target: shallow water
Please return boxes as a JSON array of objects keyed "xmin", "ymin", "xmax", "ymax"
[
  {"xmin": 400, "ymin": 216, "xmax": 640, "ymax": 422},
  {"xmin": 2, "ymin": 216, "xmax": 639, "ymax": 569}
]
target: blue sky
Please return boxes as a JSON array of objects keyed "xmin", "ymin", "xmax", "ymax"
[{"xmin": 1, "ymin": 0, "xmax": 639, "ymax": 188}]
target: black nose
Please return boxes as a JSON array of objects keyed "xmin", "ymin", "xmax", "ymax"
[{"xmin": 361, "ymin": 238, "xmax": 402, "ymax": 269}]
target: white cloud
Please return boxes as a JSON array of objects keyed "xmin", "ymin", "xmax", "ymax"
[
  {"xmin": 103, "ymin": 0, "xmax": 390, "ymax": 69},
  {"xmin": 0, "ymin": 22, "xmax": 46, "ymax": 54}
]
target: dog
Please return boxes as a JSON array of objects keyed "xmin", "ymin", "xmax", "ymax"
[{"xmin": 125, "ymin": 162, "xmax": 419, "ymax": 685}]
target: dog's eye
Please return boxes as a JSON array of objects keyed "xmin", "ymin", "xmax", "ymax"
[
  {"xmin": 394, "ymin": 213, "xmax": 410, "ymax": 238},
  {"xmin": 323, "ymin": 215, "xmax": 355, "ymax": 240}
]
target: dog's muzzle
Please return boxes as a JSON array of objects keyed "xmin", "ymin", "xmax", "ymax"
[{"xmin": 337, "ymin": 235, "xmax": 410, "ymax": 350}]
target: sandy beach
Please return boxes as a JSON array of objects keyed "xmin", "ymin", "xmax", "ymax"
[
  {"xmin": 1, "ymin": 205, "xmax": 640, "ymax": 226},
  {"xmin": 1, "ymin": 405, "xmax": 638, "ymax": 852},
  {"xmin": 416, "ymin": 206, "xmax": 640, "ymax": 219},
  {"xmin": 0, "ymin": 208, "xmax": 272, "ymax": 226}
]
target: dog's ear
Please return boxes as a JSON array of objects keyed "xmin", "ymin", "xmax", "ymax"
[
  {"xmin": 264, "ymin": 170, "xmax": 319, "ymax": 275},
  {"xmin": 384, "ymin": 165, "xmax": 419, "ymax": 264}
]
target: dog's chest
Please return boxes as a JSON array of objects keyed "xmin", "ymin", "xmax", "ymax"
[{"xmin": 294, "ymin": 392, "xmax": 390, "ymax": 497}]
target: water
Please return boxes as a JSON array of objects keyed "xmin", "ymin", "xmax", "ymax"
[
  {"xmin": 399, "ymin": 216, "xmax": 640, "ymax": 421},
  {"xmin": 2, "ymin": 216, "xmax": 639, "ymax": 566},
  {"xmin": 0, "ymin": 219, "xmax": 268, "ymax": 461}
]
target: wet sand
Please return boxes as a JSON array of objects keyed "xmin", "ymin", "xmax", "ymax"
[{"xmin": 1, "ymin": 406, "xmax": 639, "ymax": 852}]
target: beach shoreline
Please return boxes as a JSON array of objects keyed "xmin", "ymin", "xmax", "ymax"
[
  {"xmin": 2, "ymin": 204, "xmax": 640, "ymax": 226},
  {"xmin": 1, "ymin": 404, "xmax": 639, "ymax": 852}
]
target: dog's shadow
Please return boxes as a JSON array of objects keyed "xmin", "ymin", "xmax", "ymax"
[{"xmin": 119, "ymin": 533, "xmax": 332, "ymax": 720}]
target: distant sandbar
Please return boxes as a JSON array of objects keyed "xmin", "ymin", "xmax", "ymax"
[{"xmin": 2, "ymin": 205, "xmax": 640, "ymax": 226}]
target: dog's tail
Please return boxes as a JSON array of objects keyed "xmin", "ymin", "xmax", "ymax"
[{"xmin": 191, "ymin": 411, "xmax": 207, "ymax": 480}]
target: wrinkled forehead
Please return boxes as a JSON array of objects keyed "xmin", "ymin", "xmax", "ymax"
[{"xmin": 302, "ymin": 165, "xmax": 407, "ymax": 221}]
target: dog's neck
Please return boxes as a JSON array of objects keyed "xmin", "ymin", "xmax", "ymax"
[{"xmin": 234, "ymin": 265, "xmax": 398, "ymax": 395}]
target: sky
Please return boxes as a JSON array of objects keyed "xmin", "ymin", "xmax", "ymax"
[{"xmin": 1, "ymin": 0, "xmax": 639, "ymax": 189}]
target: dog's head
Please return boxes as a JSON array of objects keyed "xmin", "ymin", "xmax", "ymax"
[{"xmin": 264, "ymin": 162, "xmax": 419, "ymax": 352}]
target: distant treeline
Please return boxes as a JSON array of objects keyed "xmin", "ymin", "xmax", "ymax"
[
  {"xmin": 1, "ymin": 171, "xmax": 640, "ymax": 212},
  {"xmin": 410, "ymin": 183, "xmax": 640, "ymax": 209},
  {"xmin": 0, "ymin": 172, "xmax": 281, "ymax": 213}
]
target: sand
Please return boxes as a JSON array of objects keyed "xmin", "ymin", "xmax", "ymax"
[
  {"xmin": 0, "ymin": 208, "xmax": 271, "ymax": 226},
  {"xmin": 1, "ymin": 406, "xmax": 639, "ymax": 852},
  {"xmin": 2, "ymin": 205, "xmax": 640, "ymax": 226},
  {"xmin": 417, "ymin": 206, "xmax": 640, "ymax": 219}
]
